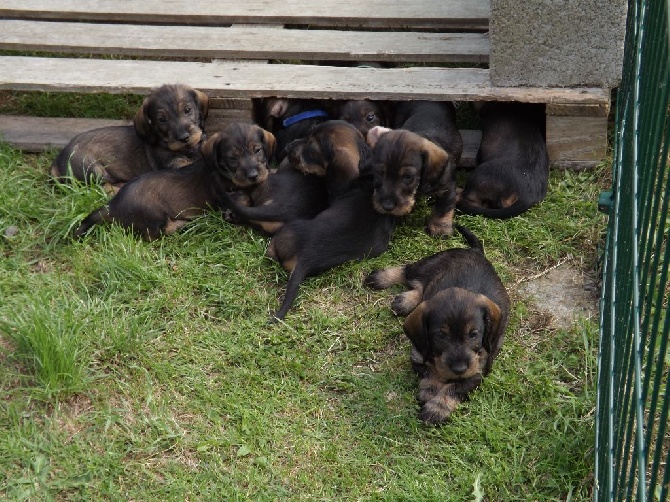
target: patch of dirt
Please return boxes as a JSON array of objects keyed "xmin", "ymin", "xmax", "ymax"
[{"xmin": 517, "ymin": 262, "xmax": 599, "ymax": 330}]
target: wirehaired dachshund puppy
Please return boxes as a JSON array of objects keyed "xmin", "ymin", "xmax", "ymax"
[
  {"xmin": 73, "ymin": 123, "xmax": 274, "ymax": 241},
  {"xmin": 266, "ymin": 181, "xmax": 396, "ymax": 320},
  {"xmin": 366, "ymin": 101, "xmax": 463, "ymax": 236},
  {"xmin": 457, "ymin": 102, "xmax": 549, "ymax": 218},
  {"xmin": 364, "ymin": 224, "xmax": 509, "ymax": 424},
  {"xmin": 51, "ymin": 83, "xmax": 209, "ymax": 192},
  {"xmin": 253, "ymin": 97, "xmax": 330, "ymax": 164},
  {"xmin": 221, "ymin": 120, "xmax": 373, "ymax": 234},
  {"xmin": 335, "ymin": 99, "xmax": 391, "ymax": 139}
]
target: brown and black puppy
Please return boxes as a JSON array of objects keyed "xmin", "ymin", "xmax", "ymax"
[
  {"xmin": 457, "ymin": 102, "xmax": 549, "ymax": 218},
  {"xmin": 266, "ymin": 181, "xmax": 396, "ymax": 320},
  {"xmin": 51, "ymin": 84, "xmax": 209, "ymax": 192},
  {"xmin": 364, "ymin": 224, "xmax": 509, "ymax": 424},
  {"xmin": 335, "ymin": 99, "xmax": 392, "ymax": 139},
  {"xmin": 366, "ymin": 101, "xmax": 463, "ymax": 236},
  {"xmin": 253, "ymin": 97, "xmax": 330, "ymax": 164},
  {"xmin": 73, "ymin": 123, "xmax": 274, "ymax": 241},
  {"xmin": 221, "ymin": 120, "xmax": 371, "ymax": 234}
]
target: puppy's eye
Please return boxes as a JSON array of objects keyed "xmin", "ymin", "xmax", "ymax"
[
  {"xmin": 253, "ymin": 146, "xmax": 263, "ymax": 156},
  {"xmin": 365, "ymin": 113, "xmax": 376, "ymax": 123},
  {"xmin": 401, "ymin": 173, "xmax": 413, "ymax": 184},
  {"xmin": 184, "ymin": 106, "xmax": 192, "ymax": 115},
  {"xmin": 158, "ymin": 116, "xmax": 167, "ymax": 124},
  {"xmin": 469, "ymin": 330, "xmax": 480, "ymax": 339}
]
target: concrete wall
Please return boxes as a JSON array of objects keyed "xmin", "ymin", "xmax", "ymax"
[{"xmin": 489, "ymin": 0, "xmax": 627, "ymax": 88}]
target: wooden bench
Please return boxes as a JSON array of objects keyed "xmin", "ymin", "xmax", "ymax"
[{"xmin": 0, "ymin": 0, "xmax": 610, "ymax": 169}]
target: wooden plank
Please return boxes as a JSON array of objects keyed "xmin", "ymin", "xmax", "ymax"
[
  {"xmin": 0, "ymin": 0, "xmax": 490, "ymax": 30},
  {"xmin": 0, "ymin": 115, "xmax": 482, "ymax": 164},
  {"xmin": 0, "ymin": 115, "xmax": 129, "ymax": 151},
  {"xmin": 0, "ymin": 20, "xmax": 489, "ymax": 64},
  {"xmin": 546, "ymin": 115, "xmax": 609, "ymax": 166},
  {"xmin": 0, "ymin": 57, "xmax": 611, "ymax": 105}
]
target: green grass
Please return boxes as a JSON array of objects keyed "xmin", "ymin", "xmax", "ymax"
[{"xmin": 0, "ymin": 102, "xmax": 610, "ymax": 499}]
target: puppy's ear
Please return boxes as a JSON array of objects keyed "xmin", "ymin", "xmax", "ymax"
[
  {"xmin": 420, "ymin": 138, "xmax": 449, "ymax": 187},
  {"xmin": 261, "ymin": 128, "xmax": 276, "ymax": 160},
  {"xmin": 201, "ymin": 132, "xmax": 221, "ymax": 169},
  {"xmin": 133, "ymin": 97, "xmax": 157, "ymax": 144},
  {"xmin": 477, "ymin": 294, "xmax": 504, "ymax": 372},
  {"xmin": 191, "ymin": 89, "xmax": 210, "ymax": 129},
  {"xmin": 366, "ymin": 126, "xmax": 392, "ymax": 148},
  {"xmin": 403, "ymin": 301, "xmax": 430, "ymax": 359}
]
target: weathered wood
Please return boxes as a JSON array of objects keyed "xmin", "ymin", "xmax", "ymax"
[
  {"xmin": 0, "ymin": 57, "xmax": 610, "ymax": 105},
  {"xmin": 0, "ymin": 0, "xmax": 490, "ymax": 30},
  {"xmin": 0, "ymin": 20, "xmax": 490, "ymax": 64},
  {"xmin": 546, "ymin": 115, "xmax": 609, "ymax": 166},
  {"xmin": 0, "ymin": 116, "xmax": 129, "ymax": 151},
  {"xmin": 546, "ymin": 102, "xmax": 611, "ymax": 117},
  {"xmin": 0, "ymin": 115, "xmax": 483, "ymax": 168}
]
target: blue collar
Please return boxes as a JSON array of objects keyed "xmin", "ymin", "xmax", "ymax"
[{"xmin": 282, "ymin": 109, "xmax": 329, "ymax": 127}]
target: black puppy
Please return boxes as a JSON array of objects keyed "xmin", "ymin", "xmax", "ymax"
[
  {"xmin": 364, "ymin": 225, "xmax": 509, "ymax": 424},
  {"xmin": 266, "ymin": 181, "xmax": 395, "ymax": 320},
  {"xmin": 51, "ymin": 84, "xmax": 209, "ymax": 192},
  {"xmin": 73, "ymin": 123, "xmax": 274, "ymax": 241},
  {"xmin": 457, "ymin": 102, "xmax": 549, "ymax": 218},
  {"xmin": 366, "ymin": 101, "xmax": 463, "ymax": 236},
  {"xmin": 222, "ymin": 120, "xmax": 373, "ymax": 233},
  {"xmin": 253, "ymin": 97, "xmax": 330, "ymax": 164}
]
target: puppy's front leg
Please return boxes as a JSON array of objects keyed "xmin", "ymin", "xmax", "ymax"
[
  {"xmin": 419, "ymin": 374, "xmax": 483, "ymax": 425},
  {"xmin": 427, "ymin": 191, "xmax": 456, "ymax": 237}
]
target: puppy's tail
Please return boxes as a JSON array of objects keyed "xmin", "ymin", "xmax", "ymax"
[
  {"xmin": 456, "ymin": 198, "xmax": 532, "ymax": 219},
  {"xmin": 73, "ymin": 206, "xmax": 111, "ymax": 238},
  {"xmin": 272, "ymin": 264, "xmax": 308, "ymax": 321},
  {"xmin": 454, "ymin": 224, "xmax": 484, "ymax": 252}
]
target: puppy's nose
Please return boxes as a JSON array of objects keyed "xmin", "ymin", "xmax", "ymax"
[
  {"xmin": 178, "ymin": 131, "xmax": 191, "ymax": 142},
  {"xmin": 246, "ymin": 169, "xmax": 260, "ymax": 182},
  {"xmin": 380, "ymin": 199, "xmax": 396, "ymax": 212},
  {"xmin": 450, "ymin": 361, "xmax": 469, "ymax": 375}
]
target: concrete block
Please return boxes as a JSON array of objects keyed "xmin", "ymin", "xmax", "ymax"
[{"xmin": 490, "ymin": 0, "xmax": 627, "ymax": 88}]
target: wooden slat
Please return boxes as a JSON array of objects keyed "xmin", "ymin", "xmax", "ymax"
[
  {"xmin": 0, "ymin": 20, "xmax": 490, "ymax": 64},
  {"xmin": 0, "ymin": 115, "xmax": 482, "ymax": 169},
  {"xmin": 0, "ymin": 116, "xmax": 129, "ymax": 151},
  {"xmin": 0, "ymin": 0, "xmax": 490, "ymax": 30},
  {"xmin": 0, "ymin": 57, "xmax": 610, "ymax": 105}
]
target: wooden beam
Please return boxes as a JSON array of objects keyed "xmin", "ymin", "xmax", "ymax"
[
  {"xmin": 0, "ymin": 20, "xmax": 489, "ymax": 64},
  {"xmin": 0, "ymin": 57, "xmax": 611, "ymax": 105},
  {"xmin": 0, "ymin": 0, "xmax": 490, "ymax": 30}
]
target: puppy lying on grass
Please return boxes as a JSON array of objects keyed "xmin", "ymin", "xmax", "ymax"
[
  {"xmin": 73, "ymin": 123, "xmax": 274, "ymax": 241},
  {"xmin": 457, "ymin": 102, "xmax": 549, "ymax": 218},
  {"xmin": 51, "ymin": 83, "xmax": 209, "ymax": 193},
  {"xmin": 365, "ymin": 224, "xmax": 509, "ymax": 424}
]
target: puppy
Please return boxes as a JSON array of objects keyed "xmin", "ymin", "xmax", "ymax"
[
  {"xmin": 335, "ymin": 99, "xmax": 391, "ymax": 139},
  {"xmin": 364, "ymin": 224, "xmax": 509, "ymax": 424},
  {"xmin": 253, "ymin": 97, "xmax": 330, "ymax": 164},
  {"xmin": 73, "ymin": 123, "xmax": 275, "ymax": 241},
  {"xmin": 266, "ymin": 181, "xmax": 396, "ymax": 320},
  {"xmin": 457, "ymin": 102, "xmax": 549, "ymax": 218},
  {"xmin": 51, "ymin": 84, "xmax": 209, "ymax": 192},
  {"xmin": 221, "ymin": 120, "xmax": 373, "ymax": 234},
  {"xmin": 366, "ymin": 101, "xmax": 463, "ymax": 236}
]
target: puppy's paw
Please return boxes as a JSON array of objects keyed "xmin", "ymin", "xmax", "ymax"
[
  {"xmin": 419, "ymin": 400, "xmax": 454, "ymax": 425},
  {"xmin": 426, "ymin": 219, "xmax": 454, "ymax": 237},
  {"xmin": 417, "ymin": 377, "xmax": 442, "ymax": 404},
  {"xmin": 363, "ymin": 266, "xmax": 404, "ymax": 290},
  {"xmin": 366, "ymin": 126, "xmax": 392, "ymax": 148},
  {"xmin": 391, "ymin": 290, "xmax": 422, "ymax": 316}
]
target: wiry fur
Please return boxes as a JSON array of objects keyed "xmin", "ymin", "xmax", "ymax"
[
  {"xmin": 364, "ymin": 225, "xmax": 509, "ymax": 424},
  {"xmin": 51, "ymin": 84, "xmax": 209, "ymax": 192}
]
